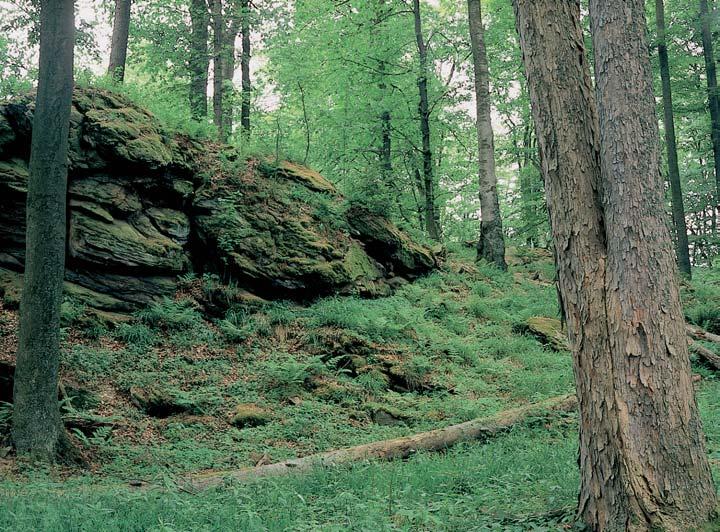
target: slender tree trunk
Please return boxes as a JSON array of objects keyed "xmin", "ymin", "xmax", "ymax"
[
  {"xmin": 189, "ymin": 0, "xmax": 210, "ymax": 120},
  {"xmin": 514, "ymin": 0, "xmax": 716, "ymax": 529},
  {"xmin": 107, "ymin": 0, "xmax": 131, "ymax": 82},
  {"xmin": 222, "ymin": 12, "xmax": 239, "ymax": 140},
  {"xmin": 375, "ymin": 0, "xmax": 392, "ymax": 181},
  {"xmin": 656, "ymin": 0, "xmax": 692, "ymax": 276},
  {"xmin": 12, "ymin": 0, "xmax": 75, "ymax": 461},
  {"xmin": 211, "ymin": 0, "xmax": 225, "ymax": 140},
  {"xmin": 592, "ymin": 0, "xmax": 715, "ymax": 527},
  {"xmin": 412, "ymin": 0, "xmax": 440, "ymax": 241},
  {"xmin": 699, "ymin": 0, "xmax": 720, "ymax": 203},
  {"xmin": 467, "ymin": 0, "xmax": 506, "ymax": 270},
  {"xmin": 240, "ymin": 0, "xmax": 251, "ymax": 138}
]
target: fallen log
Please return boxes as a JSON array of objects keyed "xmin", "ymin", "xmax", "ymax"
[
  {"xmin": 688, "ymin": 339, "xmax": 720, "ymax": 371},
  {"xmin": 686, "ymin": 324, "xmax": 720, "ymax": 345},
  {"xmin": 186, "ymin": 394, "xmax": 578, "ymax": 491}
]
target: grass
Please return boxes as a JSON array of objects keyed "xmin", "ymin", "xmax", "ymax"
[{"xmin": 2, "ymin": 247, "xmax": 720, "ymax": 530}]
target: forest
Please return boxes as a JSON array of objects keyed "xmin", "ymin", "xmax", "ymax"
[{"xmin": 2, "ymin": 0, "xmax": 720, "ymax": 530}]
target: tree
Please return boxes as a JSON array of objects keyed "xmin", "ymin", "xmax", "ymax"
[
  {"xmin": 656, "ymin": 0, "xmax": 692, "ymax": 276},
  {"xmin": 189, "ymin": 0, "xmax": 210, "ymax": 120},
  {"xmin": 240, "ymin": 0, "xmax": 251, "ymax": 137},
  {"xmin": 412, "ymin": 0, "xmax": 441, "ymax": 241},
  {"xmin": 467, "ymin": 0, "xmax": 506, "ymax": 270},
  {"xmin": 108, "ymin": 0, "xmax": 132, "ymax": 82},
  {"xmin": 589, "ymin": 0, "xmax": 716, "ymax": 522},
  {"xmin": 513, "ymin": 0, "xmax": 716, "ymax": 528},
  {"xmin": 211, "ymin": 0, "xmax": 226, "ymax": 139},
  {"xmin": 699, "ymin": 0, "xmax": 720, "ymax": 203},
  {"xmin": 12, "ymin": 0, "xmax": 75, "ymax": 461}
]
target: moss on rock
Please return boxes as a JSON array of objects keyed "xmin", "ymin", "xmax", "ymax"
[{"xmin": 0, "ymin": 88, "xmax": 437, "ymax": 317}]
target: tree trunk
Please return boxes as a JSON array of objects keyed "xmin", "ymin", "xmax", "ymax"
[
  {"xmin": 656, "ymin": 0, "xmax": 692, "ymax": 277},
  {"xmin": 188, "ymin": 394, "xmax": 577, "ymax": 490},
  {"xmin": 412, "ymin": 0, "xmax": 440, "ymax": 241},
  {"xmin": 222, "ymin": 10, "xmax": 239, "ymax": 140},
  {"xmin": 12, "ymin": 0, "xmax": 75, "ymax": 461},
  {"xmin": 699, "ymin": 0, "xmax": 720, "ymax": 203},
  {"xmin": 514, "ymin": 0, "xmax": 716, "ymax": 529},
  {"xmin": 211, "ymin": 0, "xmax": 225, "ymax": 140},
  {"xmin": 589, "ymin": 0, "xmax": 716, "ymax": 527},
  {"xmin": 513, "ymin": 1, "xmax": 622, "ymax": 527},
  {"xmin": 189, "ymin": 0, "xmax": 210, "ymax": 120},
  {"xmin": 240, "ymin": 0, "xmax": 251, "ymax": 138},
  {"xmin": 467, "ymin": 0, "xmax": 506, "ymax": 271},
  {"xmin": 107, "ymin": 0, "xmax": 131, "ymax": 82}
]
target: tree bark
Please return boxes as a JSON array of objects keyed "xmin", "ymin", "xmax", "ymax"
[
  {"xmin": 514, "ymin": 0, "xmax": 716, "ymax": 529},
  {"xmin": 512, "ymin": 2, "xmax": 622, "ymax": 527},
  {"xmin": 107, "ymin": 0, "xmax": 131, "ymax": 82},
  {"xmin": 12, "ymin": 0, "xmax": 75, "ymax": 461},
  {"xmin": 656, "ymin": 0, "xmax": 692, "ymax": 277},
  {"xmin": 467, "ymin": 0, "xmax": 506, "ymax": 271},
  {"xmin": 222, "ymin": 9, "xmax": 239, "ymax": 140},
  {"xmin": 187, "ymin": 394, "xmax": 577, "ymax": 490},
  {"xmin": 699, "ymin": 0, "xmax": 720, "ymax": 203},
  {"xmin": 189, "ymin": 0, "xmax": 210, "ymax": 120},
  {"xmin": 412, "ymin": 0, "xmax": 440, "ymax": 241},
  {"xmin": 211, "ymin": 0, "xmax": 225, "ymax": 140},
  {"xmin": 240, "ymin": 0, "xmax": 251, "ymax": 138},
  {"xmin": 588, "ymin": 0, "xmax": 716, "ymax": 527}
]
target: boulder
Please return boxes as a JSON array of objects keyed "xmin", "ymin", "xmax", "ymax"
[
  {"xmin": 229, "ymin": 403, "xmax": 272, "ymax": 428},
  {"xmin": 0, "ymin": 88, "xmax": 436, "ymax": 317}
]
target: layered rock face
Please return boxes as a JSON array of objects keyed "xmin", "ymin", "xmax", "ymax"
[{"xmin": 0, "ymin": 89, "xmax": 436, "ymax": 316}]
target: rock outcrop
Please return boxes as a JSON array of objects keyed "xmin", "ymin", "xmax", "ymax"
[{"xmin": 0, "ymin": 88, "xmax": 436, "ymax": 316}]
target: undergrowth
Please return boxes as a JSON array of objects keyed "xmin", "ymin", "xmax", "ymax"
[{"xmin": 3, "ymin": 248, "xmax": 720, "ymax": 530}]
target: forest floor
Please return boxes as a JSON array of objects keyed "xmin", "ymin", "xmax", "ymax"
[{"xmin": 2, "ymin": 246, "xmax": 720, "ymax": 531}]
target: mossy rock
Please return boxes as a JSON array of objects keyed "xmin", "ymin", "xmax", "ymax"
[
  {"xmin": 129, "ymin": 385, "xmax": 197, "ymax": 418},
  {"xmin": 229, "ymin": 403, "xmax": 272, "ymax": 428},
  {"xmin": 521, "ymin": 316, "xmax": 568, "ymax": 352},
  {"xmin": 347, "ymin": 206, "xmax": 436, "ymax": 276},
  {"xmin": 0, "ymin": 89, "xmax": 437, "ymax": 318}
]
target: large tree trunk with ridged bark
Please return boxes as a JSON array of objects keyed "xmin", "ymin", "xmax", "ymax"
[
  {"xmin": 467, "ymin": 0, "xmax": 506, "ymax": 271},
  {"xmin": 12, "ymin": 0, "xmax": 75, "ymax": 461},
  {"xmin": 514, "ymin": 0, "xmax": 716, "ymax": 529},
  {"xmin": 108, "ymin": 0, "xmax": 131, "ymax": 82},
  {"xmin": 656, "ymin": 0, "xmax": 692, "ymax": 277},
  {"xmin": 589, "ymin": 0, "xmax": 716, "ymax": 525}
]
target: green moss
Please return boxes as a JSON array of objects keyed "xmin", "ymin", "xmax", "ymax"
[
  {"xmin": 0, "ymin": 158, "xmax": 28, "ymax": 194},
  {"xmin": 229, "ymin": 404, "xmax": 272, "ymax": 428}
]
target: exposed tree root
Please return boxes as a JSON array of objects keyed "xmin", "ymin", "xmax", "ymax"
[{"xmin": 185, "ymin": 394, "xmax": 578, "ymax": 491}]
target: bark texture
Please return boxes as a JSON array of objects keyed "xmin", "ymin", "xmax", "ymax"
[
  {"xmin": 189, "ymin": 0, "xmax": 210, "ymax": 120},
  {"xmin": 656, "ymin": 0, "xmax": 692, "ymax": 277},
  {"xmin": 514, "ymin": 0, "xmax": 716, "ymax": 529},
  {"xmin": 699, "ymin": 0, "xmax": 720, "ymax": 202},
  {"xmin": 107, "ymin": 0, "xmax": 131, "ymax": 82},
  {"xmin": 467, "ymin": 0, "xmax": 506, "ymax": 271},
  {"xmin": 12, "ymin": 0, "xmax": 75, "ymax": 460},
  {"xmin": 589, "ymin": 1, "xmax": 715, "ymax": 525},
  {"xmin": 413, "ymin": 0, "xmax": 441, "ymax": 241}
]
